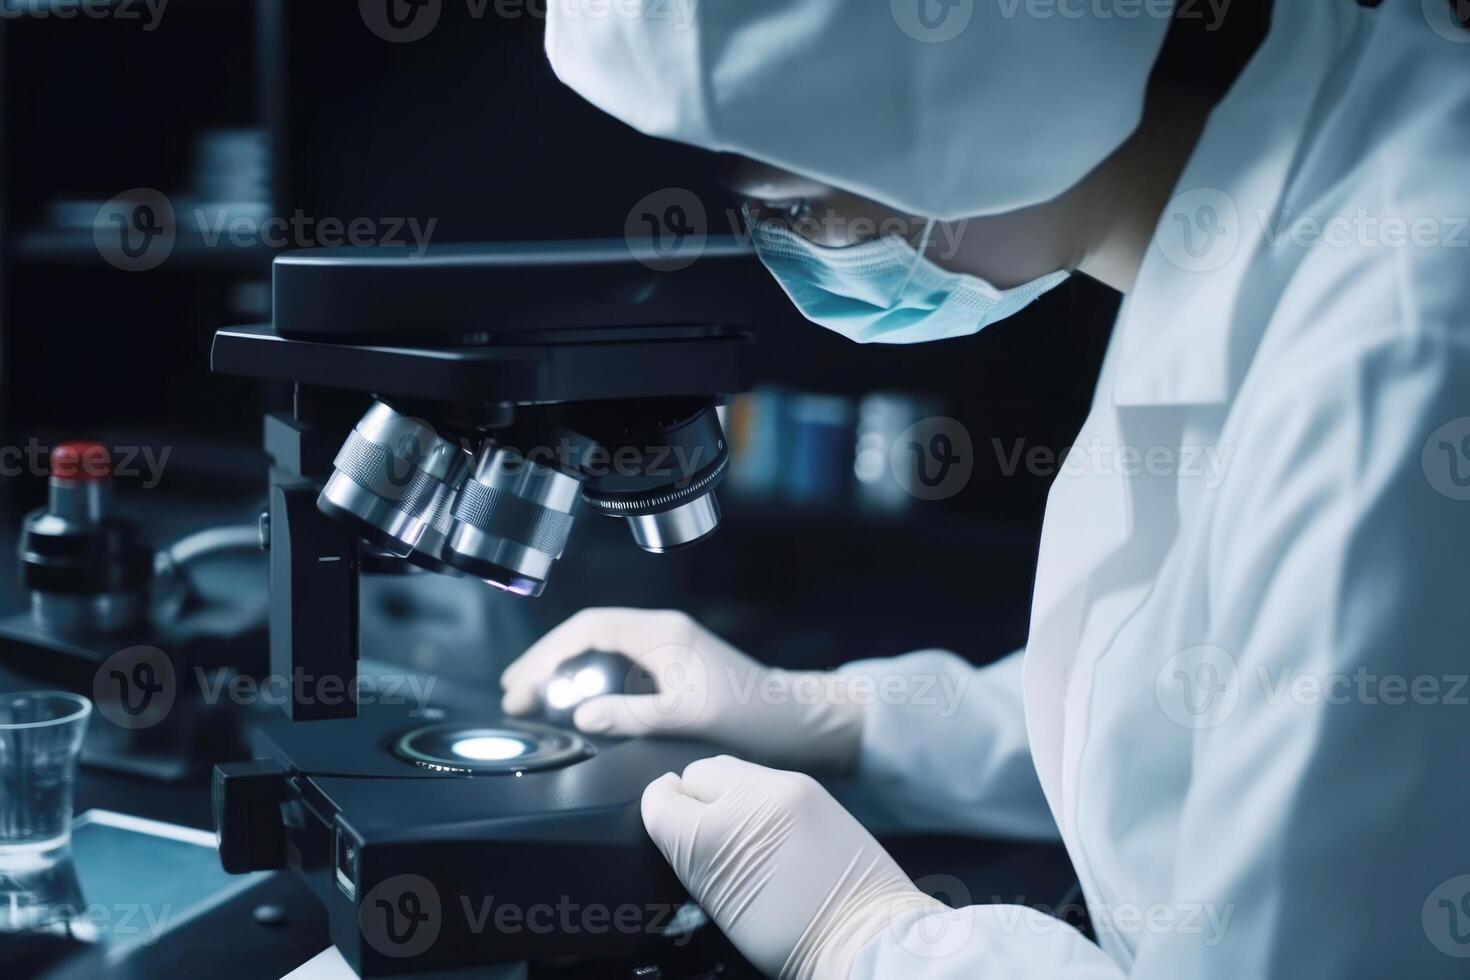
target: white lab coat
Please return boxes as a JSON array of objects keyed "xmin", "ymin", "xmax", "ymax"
[{"xmin": 839, "ymin": 3, "xmax": 1470, "ymax": 976}]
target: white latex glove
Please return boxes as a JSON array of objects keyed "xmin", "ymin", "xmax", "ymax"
[
  {"xmin": 643, "ymin": 755, "xmax": 947, "ymax": 980},
  {"xmin": 501, "ymin": 609, "xmax": 864, "ymax": 770}
]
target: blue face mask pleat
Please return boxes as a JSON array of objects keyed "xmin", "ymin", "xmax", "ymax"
[{"xmin": 748, "ymin": 218, "xmax": 1069, "ymax": 345}]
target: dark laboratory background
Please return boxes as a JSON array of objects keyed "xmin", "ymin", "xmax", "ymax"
[
  {"xmin": 0, "ymin": 4, "xmax": 1117, "ymax": 977},
  {"xmin": 1, "ymin": 0, "xmax": 1116, "ymax": 669}
]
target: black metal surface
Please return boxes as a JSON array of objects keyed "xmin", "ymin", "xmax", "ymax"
[
  {"xmin": 212, "ymin": 325, "xmax": 753, "ymax": 408},
  {"xmin": 214, "ymin": 759, "xmax": 290, "ymax": 874},
  {"xmin": 239, "ymin": 704, "xmax": 719, "ymax": 976},
  {"xmin": 271, "ymin": 240, "xmax": 763, "ymax": 344},
  {"xmin": 0, "ymin": 611, "xmax": 258, "ymax": 781},
  {"xmin": 34, "ymin": 873, "xmax": 332, "ymax": 980},
  {"xmin": 572, "ymin": 401, "xmax": 729, "ymax": 509},
  {"xmin": 19, "ymin": 510, "xmax": 152, "ymax": 596},
  {"xmin": 0, "ymin": 660, "xmax": 1082, "ymax": 980},
  {"xmin": 268, "ymin": 481, "xmax": 359, "ymax": 722}
]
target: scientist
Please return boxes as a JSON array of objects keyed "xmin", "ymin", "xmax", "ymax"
[{"xmin": 503, "ymin": 2, "xmax": 1470, "ymax": 978}]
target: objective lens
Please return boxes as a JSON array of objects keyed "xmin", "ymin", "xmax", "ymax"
[
  {"xmin": 405, "ymin": 473, "xmax": 468, "ymax": 574},
  {"xmin": 318, "ymin": 402, "xmax": 470, "ymax": 558},
  {"xmin": 444, "ymin": 444, "xmax": 582, "ymax": 597},
  {"xmin": 578, "ymin": 401, "xmax": 729, "ymax": 554},
  {"xmin": 620, "ymin": 485, "xmax": 724, "ymax": 554}
]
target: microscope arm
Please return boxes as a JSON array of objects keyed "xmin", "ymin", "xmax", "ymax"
[{"xmin": 264, "ymin": 412, "xmax": 361, "ymax": 722}]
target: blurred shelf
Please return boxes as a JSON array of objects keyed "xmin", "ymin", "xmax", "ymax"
[
  {"xmin": 13, "ymin": 227, "xmax": 274, "ymax": 271},
  {"xmin": 0, "ymin": 0, "xmax": 253, "ymax": 22},
  {"xmin": 721, "ymin": 498, "xmax": 1038, "ymax": 552}
]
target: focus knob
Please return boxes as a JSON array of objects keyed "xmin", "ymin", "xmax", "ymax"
[{"xmin": 213, "ymin": 760, "xmax": 289, "ymax": 873}]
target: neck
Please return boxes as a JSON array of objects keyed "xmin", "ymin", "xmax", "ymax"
[
  {"xmin": 926, "ymin": 89, "xmax": 1215, "ymax": 294},
  {"xmin": 1069, "ymin": 90, "xmax": 1215, "ymax": 293}
]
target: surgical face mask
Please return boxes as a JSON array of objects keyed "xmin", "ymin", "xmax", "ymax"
[{"xmin": 746, "ymin": 214, "xmax": 1068, "ymax": 345}]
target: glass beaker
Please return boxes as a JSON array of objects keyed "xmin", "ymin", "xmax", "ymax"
[{"xmin": 0, "ymin": 692, "xmax": 91, "ymax": 868}]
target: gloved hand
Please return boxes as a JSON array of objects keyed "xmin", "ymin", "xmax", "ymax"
[
  {"xmin": 501, "ymin": 608, "xmax": 864, "ymax": 770},
  {"xmin": 643, "ymin": 755, "xmax": 947, "ymax": 980}
]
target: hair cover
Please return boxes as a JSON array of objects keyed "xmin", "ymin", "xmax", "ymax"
[{"xmin": 546, "ymin": 0, "xmax": 1172, "ymax": 220}]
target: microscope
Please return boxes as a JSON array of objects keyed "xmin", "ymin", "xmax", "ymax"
[{"xmin": 210, "ymin": 240, "xmax": 759, "ymax": 979}]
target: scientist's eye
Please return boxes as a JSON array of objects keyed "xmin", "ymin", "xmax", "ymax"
[{"xmin": 744, "ymin": 197, "xmax": 815, "ymax": 229}]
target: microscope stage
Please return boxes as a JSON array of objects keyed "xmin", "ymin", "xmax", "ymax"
[{"xmin": 234, "ymin": 705, "xmax": 717, "ymax": 976}]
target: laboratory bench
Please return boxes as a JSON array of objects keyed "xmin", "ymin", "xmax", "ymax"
[
  {"xmin": 0, "ymin": 629, "xmax": 1085, "ymax": 980},
  {"xmin": 0, "ymin": 487, "xmax": 1079, "ymax": 979}
]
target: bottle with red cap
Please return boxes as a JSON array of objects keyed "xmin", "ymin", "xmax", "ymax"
[{"xmin": 18, "ymin": 442, "xmax": 153, "ymax": 634}]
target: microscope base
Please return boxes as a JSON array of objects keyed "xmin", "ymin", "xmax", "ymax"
[{"xmin": 217, "ymin": 705, "xmax": 717, "ymax": 978}]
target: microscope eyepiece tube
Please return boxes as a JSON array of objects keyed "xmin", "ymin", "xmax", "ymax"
[
  {"xmin": 317, "ymin": 401, "xmax": 470, "ymax": 558},
  {"xmin": 444, "ymin": 444, "xmax": 582, "ymax": 597}
]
